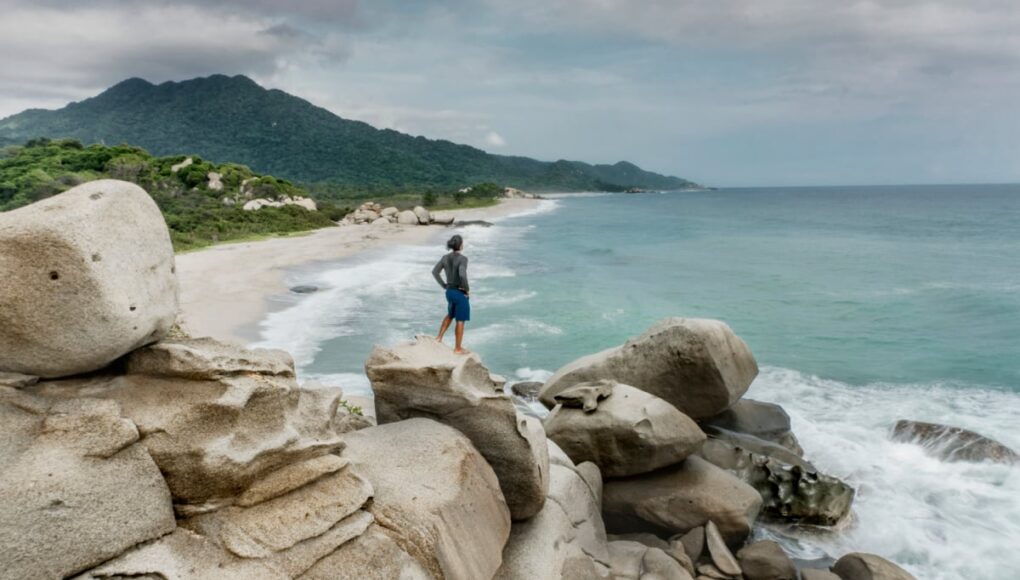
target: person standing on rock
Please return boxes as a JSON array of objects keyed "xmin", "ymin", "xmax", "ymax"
[{"xmin": 433, "ymin": 234, "xmax": 470, "ymax": 353}]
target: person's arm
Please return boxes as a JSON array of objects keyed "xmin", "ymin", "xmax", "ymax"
[
  {"xmin": 459, "ymin": 256, "xmax": 469, "ymax": 294},
  {"xmin": 432, "ymin": 256, "xmax": 447, "ymax": 289}
]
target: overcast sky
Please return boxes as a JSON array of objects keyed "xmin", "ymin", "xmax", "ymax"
[{"xmin": 2, "ymin": 0, "xmax": 1019, "ymax": 186}]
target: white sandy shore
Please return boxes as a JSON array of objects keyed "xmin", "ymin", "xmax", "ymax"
[{"xmin": 175, "ymin": 198, "xmax": 541, "ymax": 345}]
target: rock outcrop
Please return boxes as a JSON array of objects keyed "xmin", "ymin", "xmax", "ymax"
[
  {"xmin": 702, "ymin": 399, "xmax": 803, "ymax": 455},
  {"xmin": 29, "ymin": 340, "xmax": 348, "ymax": 512},
  {"xmin": 342, "ymin": 201, "xmax": 446, "ymax": 227},
  {"xmin": 1, "ymin": 389, "xmax": 176, "ymax": 580},
  {"xmin": 544, "ymin": 381, "xmax": 706, "ymax": 477},
  {"xmin": 891, "ymin": 419, "xmax": 1018, "ymax": 464},
  {"xmin": 0, "ymin": 179, "xmax": 178, "ymax": 378},
  {"xmin": 496, "ymin": 443, "xmax": 611, "ymax": 579},
  {"xmin": 832, "ymin": 552, "xmax": 917, "ymax": 580},
  {"xmin": 540, "ymin": 318, "xmax": 758, "ymax": 419},
  {"xmin": 606, "ymin": 540, "xmax": 694, "ymax": 580},
  {"xmin": 342, "ymin": 419, "xmax": 511, "ymax": 580},
  {"xmin": 602, "ymin": 455, "xmax": 762, "ymax": 545},
  {"xmin": 366, "ymin": 337, "xmax": 549, "ymax": 520},
  {"xmin": 697, "ymin": 436, "xmax": 854, "ymax": 525}
]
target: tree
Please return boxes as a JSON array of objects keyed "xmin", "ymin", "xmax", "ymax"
[
  {"xmin": 422, "ymin": 191, "xmax": 437, "ymax": 207},
  {"xmin": 453, "ymin": 190, "xmax": 466, "ymax": 205}
]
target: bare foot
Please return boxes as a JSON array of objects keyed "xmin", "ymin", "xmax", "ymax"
[{"xmin": 454, "ymin": 347, "xmax": 470, "ymax": 355}]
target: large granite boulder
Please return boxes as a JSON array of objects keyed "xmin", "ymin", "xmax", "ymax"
[
  {"xmin": 539, "ymin": 318, "xmax": 758, "ymax": 419},
  {"xmin": 413, "ymin": 205, "xmax": 431, "ymax": 224},
  {"xmin": 891, "ymin": 420, "xmax": 1018, "ymax": 464},
  {"xmin": 697, "ymin": 435, "xmax": 854, "ymax": 525},
  {"xmin": 832, "ymin": 553, "xmax": 916, "ymax": 580},
  {"xmin": 0, "ymin": 180, "xmax": 178, "ymax": 378},
  {"xmin": 366, "ymin": 338, "xmax": 549, "ymax": 520},
  {"xmin": 28, "ymin": 339, "xmax": 347, "ymax": 512},
  {"xmin": 342, "ymin": 419, "xmax": 511, "ymax": 580},
  {"xmin": 603, "ymin": 455, "xmax": 762, "ymax": 546},
  {"xmin": 702, "ymin": 399, "xmax": 803, "ymax": 455},
  {"xmin": 1, "ymin": 389, "xmax": 176, "ymax": 579},
  {"xmin": 544, "ymin": 381, "xmax": 706, "ymax": 477},
  {"xmin": 497, "ymin": 443, "xmax": 611, "ymax": 579}
]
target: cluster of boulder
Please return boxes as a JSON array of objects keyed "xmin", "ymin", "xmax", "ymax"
[
  {"xmin": 0, "ymin": 180, "xmax": 922, "ymax": 579},
  {"xmin": 502, "ymin": 187, "xmax": 543, "ymax": 199},
  {"xmin": 240, "ymin": 195, "xmax": 318, "ymax": 212},
  {"xmin": 340, "ymin": 201, "xmax": 453, "ymax": 227}
]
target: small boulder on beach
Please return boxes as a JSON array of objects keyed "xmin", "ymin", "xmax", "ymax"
[
  {"xmin": 540, "ymin": 318, "xmax": 758, "ymax": 419},
  {"xmin": 290, "ymin": 285, "xmax": 319, "ymax": 294}
]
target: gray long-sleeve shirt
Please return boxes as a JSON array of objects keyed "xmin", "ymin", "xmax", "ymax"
[{"xmin": 433, "ymin": 252, "xmax": 469, "ymax": 293}]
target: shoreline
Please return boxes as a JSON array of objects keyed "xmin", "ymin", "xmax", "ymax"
[{"xmin": 174, "ymin": 198, "xmax": 543, "ymax": 345}]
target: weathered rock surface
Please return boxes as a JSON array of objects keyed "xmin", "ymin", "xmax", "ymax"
[
  {"xmin": 702, "ymin": 399, "xmax": 803, "ymax": 455},
  {"xmin": 705, "ymin": 520, "xmax": 741, "ymax": 576},
  {"xmin": 832, "ymin": 552, "xmax": 917, "ymax": 580},
  {"xmin": 698, "ymin": 437, "xmax": 854, "ymax": 526},
  {"xmin": 1, "ymin": 390, "xmax": 176, "ymax": 580},
  {"xmin": 736, "ymin": 540, "xmax": 797, "ymax": 580},
  {"xmin": 540, "ymin": 318, "xmax": 758, "ymax": 419},
  {"xmin": 125, "ymin": 337, "xmax": 296, "ymax": 380},
  {"xmin": 608, "ymin": 533, "xmax": 695, "ymax": 575},
  {"xmin": 496, "ymin": 451, "xmax": 611, "ymax": 579},
  {"xmin": 891, "ymin": 419, "xmax": 1018, "ymax": 464},
  {"xmin": 675, "ymin": 526, "xmax": 705, "ymax": 562},
  {"xmin": 184, "ymin": 461, "xmax": 373, "ymax": 560},
  {"xmin": 544, "ymin": 381, "xmax": 706, "ymax": 477},
  {"xmin": 342, "ymin": 419, "xmax": 511, "ymax": 580},
  {"xmin": 29, "ymin": 340, "xmax": 347, "ymax": 511},
  {"xmin": 607, "ymin": 540, "xmax": 695, "ymax": 580},
  {"xmin": 552, "ymin": 380, "xmax": 615, "ymax": 411},
  {"xmin": 0, "ymin": 179, "xmax": 178, "ymax": 378},
  {"xmin": 397, "ymin": 209, "xmax": 419, "ymax": 224},
  {"xmin": 603, "ymin": 455, "xmax": 762, "ymax": 545},
  {"xmin": 413, "ymin": 205, "xmax": 431, "ymax": 224},
  {"xmin": 0, "ymin": 371, "xmax": 38, "ymax": 388},
  {"xmin": 366, "ymin": 338, "xmax": 549, "ymax": 520}
]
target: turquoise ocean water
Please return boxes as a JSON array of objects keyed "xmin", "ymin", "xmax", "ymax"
[{"xmin": 255, "ymin": 186, "xmax": 1020, "ymax": 579}]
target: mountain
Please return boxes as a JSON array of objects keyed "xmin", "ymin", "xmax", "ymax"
[{"xmin": 0, "ymin": 75, "xmax": 698, "ymax": 193}]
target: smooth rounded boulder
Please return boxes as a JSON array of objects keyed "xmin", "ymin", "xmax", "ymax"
[
  {"xmin": 737, "ymin": 540, "xmax": 798, "ymax": 580},
  {"xmin": 539, "ymin": 318, "xmax": 758, "ymax": 419},
  {"xmin": 0, "ymin": 179, "xmax": 178, "ymax": 378},
  {"xmin": 397, "ymin": 209, "xmax": 419, "ymax": 224},
  {"xmin": 544, "ymin": 381, "xmax": 706, "ymax": 477},
  {"xmin": 602, "ymin": 455, "xmax": 762, "ymax": 545},
  {"xmin": 832, "ymin": 553, "xmax": 917, "ymax": 580}
]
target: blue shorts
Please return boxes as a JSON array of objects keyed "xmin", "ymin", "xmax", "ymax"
[{"xmin": 446, "ymin": 288, "xmax": 470, "ymax": 322}]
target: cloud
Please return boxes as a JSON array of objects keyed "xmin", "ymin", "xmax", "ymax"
[{"xmin": 484, "ymin": 131, "xmax": 507, "ymax": 147}]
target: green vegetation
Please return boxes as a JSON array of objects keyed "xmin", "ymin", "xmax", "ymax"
[
  {"xmin": 0, "ymin": 139, "xmax": 348, "ymax": 252},
  {"xmin": 0, "ymin": 75, "xmax": 700, "ymax": 197}
]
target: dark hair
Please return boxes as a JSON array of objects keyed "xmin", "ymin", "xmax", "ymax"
[{"xmin": 447, "ymin": 234, "xmax": 463, "ymax": 251}]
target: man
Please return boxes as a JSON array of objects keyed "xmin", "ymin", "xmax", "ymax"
[{"xmin": 432, "ymin": 234, "xmax": 470, "ymax": 353}]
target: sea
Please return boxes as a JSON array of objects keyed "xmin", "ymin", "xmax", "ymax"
[{"xmin": 253, "ymin": 185, "xmax": 1020, "ymax": 579}]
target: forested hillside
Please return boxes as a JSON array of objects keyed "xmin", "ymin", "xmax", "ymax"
[
  {"xmin": 0, "ymin": 139, "xmax": 345, "ymax": 251},
  {"xmin": 0, "ymin": 75, "xmax": 699, "ymax": 195}
]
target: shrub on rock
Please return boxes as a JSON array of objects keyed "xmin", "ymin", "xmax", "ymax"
[
  {"xmin": 544, "ymin": 381, "xmax": 706, "ymax": 477},
  {"xmin": 0, "ymin": 179, "xmax": 178, "ymax": 378},
  {"xmin": 540, "ymin": 318, "xmax": 758, "ymax": 419}
]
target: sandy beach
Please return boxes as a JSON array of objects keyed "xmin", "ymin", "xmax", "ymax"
[{"xmin": 174, "ymin": 198, "xmax": 541, "ymax": 345}]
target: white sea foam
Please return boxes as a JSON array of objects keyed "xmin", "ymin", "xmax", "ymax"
[
  {"xmin": 489, "ymin": 198, "xmax": 561, "ymax": 221},
  {"xmin": 750, "ymin": 366, "xmax": 1020, "ymax": 579},
  {"xmin": 514, "ymin": 367, "xmax": 554, "ymax": 383},
  {"xmin": 468, "ymin": 318, "xmax": 564, "ymax": 346},
  {"xmin": 482, "ymin": 289, "xmax": 537, "ymax": 306}
]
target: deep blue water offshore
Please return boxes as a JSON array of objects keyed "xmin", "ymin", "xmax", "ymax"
[{"xmin": 255, "ymin": 185, "xmax": 1020, "ymax": 579}]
